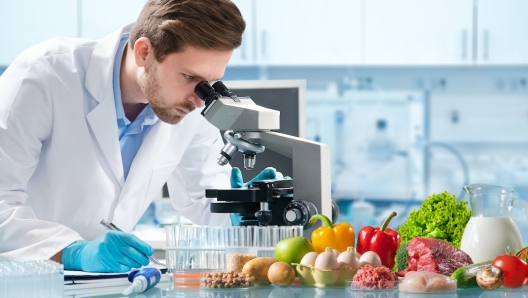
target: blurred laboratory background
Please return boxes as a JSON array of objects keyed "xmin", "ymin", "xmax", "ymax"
[{"xmin": 2, "ymin": 0, "xmax": 528, "ymax": 245}]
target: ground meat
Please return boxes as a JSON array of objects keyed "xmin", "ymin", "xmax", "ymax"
[{"xmin": 352, "ymin": 265, "xmax": 398, "ymax": 290}]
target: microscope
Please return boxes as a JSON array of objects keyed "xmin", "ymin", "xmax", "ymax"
[{"xmin": 195, "ymin": 81, "xmax": 337, "ymax": 234}]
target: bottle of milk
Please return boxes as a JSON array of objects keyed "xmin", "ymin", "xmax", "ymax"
[{"xmin": 460, "ymin": 184, "xmax": 526, "ymax": 263}]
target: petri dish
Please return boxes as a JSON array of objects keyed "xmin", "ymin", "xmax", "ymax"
[
  {"xmin": 199, "ymin": 273, "xmax": 255, "ymax": 290},
  {"xmin": 346, "ymin": 280, "xmax": 399, "ymax": 291}
]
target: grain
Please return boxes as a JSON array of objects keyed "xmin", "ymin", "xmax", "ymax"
[{"xmin": 226, "ymin": 253, "xmax": 256, "ymax": 273}]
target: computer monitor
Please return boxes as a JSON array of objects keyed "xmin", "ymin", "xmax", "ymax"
[{"xmin": 221, "ymin": 79, "xmax": 307, "ymax": 178}]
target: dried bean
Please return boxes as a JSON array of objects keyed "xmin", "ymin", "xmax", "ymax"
[{"xmin": 201, "ymin": 271, "xmax": 255, "ymax": 289}]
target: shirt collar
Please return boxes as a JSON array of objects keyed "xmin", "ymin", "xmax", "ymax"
[
  {"xmin": 112, "ymin": 34, "xmax": 159, "ymax": 128},
  {"xmin": 113, "ymin": 34, "xmax": 130, "ymax": 126}
]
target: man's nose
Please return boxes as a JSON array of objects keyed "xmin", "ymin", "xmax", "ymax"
[{"xmin": 190, "ymin": 93, "xmax": 205, "ymax": 108}]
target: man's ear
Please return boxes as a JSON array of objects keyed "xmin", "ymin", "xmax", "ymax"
[{"xmin": 133, "ymin": 37, "xmax": 155, "ymax": 68}]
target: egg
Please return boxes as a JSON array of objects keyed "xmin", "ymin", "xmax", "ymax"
[
  {"xmin": 332, "ymin": 248, "xmax": 340, "ymax": 258},
  {"xmin": 299, "ymin": 252, "xmax": 319, "ymax": 267},
  {"xmin": 314, "ymin": 247, "xmax": 340, "ymax": 270},
  {"xmin": 359, "ymin": 251, "xmax": 382, "ymax": 268},
  {"xmin": 337, "ymin": 247, "xmax": 360, "ymax": 269}
]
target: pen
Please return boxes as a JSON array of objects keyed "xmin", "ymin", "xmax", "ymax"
[{"xmin": 100, "ymin": 219, "xmax": 165, "ymax": 266}]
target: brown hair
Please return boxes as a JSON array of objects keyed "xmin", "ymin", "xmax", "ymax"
[{"xmin": 129, "ymin": 0, "xmax": 245, "ymax": 62}]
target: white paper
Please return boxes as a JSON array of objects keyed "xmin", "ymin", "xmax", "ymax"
[{"xmin": 64, "ymin": 263, "xmax": 166, "ymax": 278}]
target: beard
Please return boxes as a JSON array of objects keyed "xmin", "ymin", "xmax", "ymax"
[{"xmin": 139, "ymin": 62, "xmax": 195, "ymax": 125}]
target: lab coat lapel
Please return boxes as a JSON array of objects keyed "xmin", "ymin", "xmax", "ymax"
[
  {"xmin": 83, "ymin": 24, "xmax": 133, "ymax": 186},
  {"xmin": 84, "ymin": 24, "xmax": 132, "ymax": 102},
  {"xmin": 112, "ymin": 120, "xmax": 174, "ymax": 230},
  {"xmin": 85, "ymin": 94, "xmax": 124, "ymax": 186},
  {"xmin": 125, "ymin": 120, "xmax": 173, "ymax": 190}
]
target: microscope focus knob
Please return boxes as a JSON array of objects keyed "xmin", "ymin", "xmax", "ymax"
[
  {"xmin": 285, "ymin": 209, "xmax": 301, "ymax": 222},
  {"xmin": 283, "ymin": 200, "xmax": 317, "ymax": 229}
]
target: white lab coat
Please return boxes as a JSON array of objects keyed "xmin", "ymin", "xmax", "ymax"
[{"xmin": 0, "ymin": 24, "xmax": 231, "ymax": 261}]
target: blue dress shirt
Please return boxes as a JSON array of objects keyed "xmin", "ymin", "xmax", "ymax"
[{"xmin": 112, "ymin": 34, "xmax": 159, "ymax": 179}]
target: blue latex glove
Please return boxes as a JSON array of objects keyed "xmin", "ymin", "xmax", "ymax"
[
  {"xmin": 230, "ymin": 167, "xmax": 285, "ymax": 225},
  {"xmin": 230, "ymin": 167, "xmax": 283, "ymax": 188},
  {"xmin": 62, "ymin": 230, "xmax": 154, "ymax": 273}
]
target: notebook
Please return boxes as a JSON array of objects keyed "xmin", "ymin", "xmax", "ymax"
[{"xmin": 64, "ymin": 263, "xmax": 167, "ymax": 289}]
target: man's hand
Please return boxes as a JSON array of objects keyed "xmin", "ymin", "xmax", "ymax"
[
  {"xmin": 230, "ymin": 167, "xmax": 284, "ymax": 188},
  {"xmin": 62, "ymin": 230, "xmax": 154, "ymax": 272}
]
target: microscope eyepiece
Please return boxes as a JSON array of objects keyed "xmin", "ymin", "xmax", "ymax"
[
  {"xmin": 212, "ymin": 81, "xmax": 234, "ymax": 97},
  {"xmin": 194, "ymin": 81, "xmax": 218, "ymax": 105},
  {"xmin": 195, "ymin": 80, "xmax": 237, "ymax": 106}
]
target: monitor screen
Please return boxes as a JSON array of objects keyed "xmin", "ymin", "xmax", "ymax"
[{"xmin": 221, "ymin": 80, "xmax": 307, "ymax": 178}]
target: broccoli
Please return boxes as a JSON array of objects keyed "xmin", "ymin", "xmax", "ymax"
[{"xmin": 394, "ymin": 241, "xmax": 410, "ymax": 272}]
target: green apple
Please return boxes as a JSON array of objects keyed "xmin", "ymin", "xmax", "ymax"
[{"xmin": 274, "ymin": 236, "xmax": 315, "ymax": 266}]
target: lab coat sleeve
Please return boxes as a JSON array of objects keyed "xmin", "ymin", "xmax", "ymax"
[
  {"xmin": 0, "ymin": 59, "xmax": 83, "ymax": 261},
  {"xmin": 166, "ymin": 117, "xmax": 232, "ymax": 226}
]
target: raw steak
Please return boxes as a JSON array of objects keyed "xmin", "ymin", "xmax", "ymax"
[{"xmin": 402, "ymin": 237, "xmax": 473, "ymax": 276}]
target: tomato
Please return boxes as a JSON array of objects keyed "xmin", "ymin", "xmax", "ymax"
[
  {"xmin": 525, "ymin": 262, "xmax": 528, "ymax": 286},
  {"xmin": 518, "ymin": 247, "xmax": 528, "ymax": 263},
  {"xmin": 492, "ymin": 254, "xmax": 527, "ymax": 288}
]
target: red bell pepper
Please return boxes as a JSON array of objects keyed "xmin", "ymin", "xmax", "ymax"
[{"xmin": 356, "ymin": 211, "xmax": 400, "ymax": 270}]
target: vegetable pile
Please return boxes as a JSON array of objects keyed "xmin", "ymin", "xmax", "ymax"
[
  {"xmin": 450, "ymin": 250, "xmax": 528, "ymax": 290},
  {"xmin": 397, "ymin": 191, "xmax": 471, "ymax": 249}
]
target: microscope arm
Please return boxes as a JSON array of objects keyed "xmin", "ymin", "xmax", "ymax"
[{"xmin": 241, "ymin": 131, "xmax": 333, "ymax": 233}]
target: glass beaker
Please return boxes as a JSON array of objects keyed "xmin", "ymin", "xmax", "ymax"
[{"xmin": 460, "ymin": 184, "xmax": 527, "ymax": 263}]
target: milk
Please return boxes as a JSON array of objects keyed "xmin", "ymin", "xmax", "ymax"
[{"xmin": 460, "ymin": 217, "xmax": 524, "ymax": 263}]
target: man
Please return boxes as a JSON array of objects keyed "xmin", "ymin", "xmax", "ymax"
[{"xmin": 0, "ymin": 0, "xmax": 278, "ymax": 272}]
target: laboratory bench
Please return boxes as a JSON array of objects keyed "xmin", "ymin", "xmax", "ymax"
[{"xmin": 63, "ymin": 281, "xmax": 528, "ymax": 298}]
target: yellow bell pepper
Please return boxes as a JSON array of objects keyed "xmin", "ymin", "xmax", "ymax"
[{"xmin": 309, "ymin": 214, "xmax": 355, "ymax": 253}]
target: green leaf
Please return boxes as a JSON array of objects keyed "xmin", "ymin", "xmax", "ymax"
[{"xmin": 397, "ymin": 191, "xmax": 471, "ymax": 249}]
